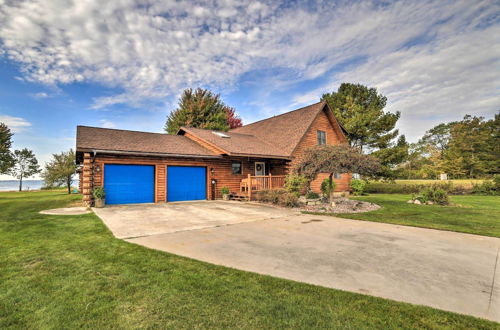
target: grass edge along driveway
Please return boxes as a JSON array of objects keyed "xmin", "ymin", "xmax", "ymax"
[
  {"xmin": 304, "ymin": 194, "xmax": 500, "ymax": 239},
  {"xmin": 0, "ymin": 190, "xmax": 498, "ymax": 329}
]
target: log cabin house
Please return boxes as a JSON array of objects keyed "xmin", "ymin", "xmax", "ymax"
[{"xmin": 76, "ymin": 101, "xmax": 351, "ymax": 206}]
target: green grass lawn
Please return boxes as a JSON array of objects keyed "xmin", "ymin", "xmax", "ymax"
[
  {"xmin": 1, "ymin": 191, "xmax": 497, "ymax": 329},
  {"xmin": 316, "ymin": 194, "xmax": 500, "ymax": 238}
]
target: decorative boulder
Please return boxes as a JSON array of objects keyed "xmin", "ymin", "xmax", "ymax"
[
  {"xmin": 407, "ymin": 200, "xmax": 414, "ymax": 204},
  {"xmin": 414, "ymin": 199, "xmax": 422, "ymax": 205},
  {"xmin": 426, "ymin": 201, "xmax": 434, "ymax": 205}
]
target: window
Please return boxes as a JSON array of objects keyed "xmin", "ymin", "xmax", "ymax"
[
  {"xmin": 334, "ymin": 173, "xmax": 342, "ymax": 179},
  {"xmin": 232, "ymin": 161, "xmax": 242, "ymax": 174},
  {"xmin": 317, "ymin": 130, "xmax": 326, "ymax": 145}
]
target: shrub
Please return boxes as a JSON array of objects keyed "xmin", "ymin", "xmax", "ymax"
[
  {"xmin": 279, "ymin": 192, "xmax": 300, "ymax": 207},
  {"xmin": 221, "ymin": 186, "xmax": 230, "ymax": 195},
  {"xmin": 418, "ymin": 186, "xmax": 449, "ymax": 205},
  {"xmin": 350, "ymin": 179, "xmax": 366, "ymax": 196},
  {"xmin": 255, "ymin": 189, "xmax": 300, "ymax": 207},
  {"xmin": 472, "ymin": 176, "xmax": 500, "ymax": 195},
  {"xmin": 284, "ymin": 174, "xmax": 308, "ymax": 196},
  {"xmin": 93, "ymin": 186, "xmax": 105, "ymax": 199},
  {"xmin": 365, "ymin": 181, "xmax": 471, "ymax": 195},
  {"xmin": 305, "ymin": 191, "xmax": 320, "ymax": 199},
  {"xmin": 320, "ymin": 178, "xmax": 336, "ymax": 197}
]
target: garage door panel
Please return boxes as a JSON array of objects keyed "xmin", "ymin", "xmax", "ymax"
[
  {"xmin": 167, "ymin": 166, "xmax": 206, "ymax": 202},
  {"xmin": 104, "ymin": 164, "xmax": 155, "ymax": 204}
]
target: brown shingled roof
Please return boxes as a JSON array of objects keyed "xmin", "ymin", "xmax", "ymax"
[
  {"xmin": 230, "ymin": 101, "xmax": 327, "ymax": 155},
  {"xmin": 76, "ymin": 126, "xmax": 219, "ymax": 157},
  {"xmin": 179, "ymin": 126, "xmax": 290, "ymax": 158}
]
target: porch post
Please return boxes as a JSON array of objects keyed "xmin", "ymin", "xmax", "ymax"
[
  {"xmin": 269, "ymin": 173, "xmax": 272, "ymax": 189},
  {"xmin": 247, "ymin": 173, "xmax": 252, "ymax": 200}
]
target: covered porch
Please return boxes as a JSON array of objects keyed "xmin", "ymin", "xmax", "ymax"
[{"xmin": 238, "ymin": 174, "xmax": 286, "ymax": 200}]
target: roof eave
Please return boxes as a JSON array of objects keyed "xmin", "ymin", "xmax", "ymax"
[
  {"xmin": 76, "ymin": 148, "xmax": 223, "ymax": 159},
  {"xmin": 227, "ymin": 152, "xmax": 292, "ymax": 160}
]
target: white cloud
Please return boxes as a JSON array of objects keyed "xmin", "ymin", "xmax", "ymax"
[
  {"xmin": 99, "ymin": 119, "xmax": 116, "ymax": 129},
  {"xmin": 29, "ymin": 92, "xmax": 50, "ymax": 99},
  {"xmin": 0, "ymin": 0, "xmax": 498, "ymax": 134},
  {"xmin": 0, "ymin": 115, "xmax": 32, "ymax": 133}
]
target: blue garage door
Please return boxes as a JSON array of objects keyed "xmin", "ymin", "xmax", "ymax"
[
  {"xmin": 104, "ymin": 164, "xmax": 155, "ymax": 204},
  {"xmin": 167, "ymin": 166, "xmax": 206, "ymax": 202}
]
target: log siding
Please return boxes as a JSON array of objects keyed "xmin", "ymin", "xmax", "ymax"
[{"xmin": 290, "ymin": 108, "xmax": 351, "ymax": 193}]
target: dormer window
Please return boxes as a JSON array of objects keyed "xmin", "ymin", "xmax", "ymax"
[{"xmin": 317, "ymin": 130, "xmax": 326, "ymax": 145}]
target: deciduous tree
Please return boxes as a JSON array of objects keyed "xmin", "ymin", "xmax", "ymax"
[
  {"xmin": 225, "ymin": 107, "xmax": 243, "ymax": 129},
  {"xmin": 164, "ymin": 88, "xmax": 242, "ymax": 134},
  {"xmin": 8, "ymin": 148, "xmax": 41, "ymax": 191},
  {"xmin": 293, "ymin": 145, "xmax": 380, "ymax": 200},
  {"xmin": 443, "ymin": 115, "xmax": 498, "ymax": 178},
  {"xmin": 41, "ymin": 149, "xmax": 77, "ymax": 194}
]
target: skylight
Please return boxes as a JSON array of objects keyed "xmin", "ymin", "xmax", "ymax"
[{"xmin": 212, "ymin": 131, "xmax": 230, "ymax": 138}]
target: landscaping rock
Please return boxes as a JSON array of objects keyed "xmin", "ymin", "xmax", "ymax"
[
  {"xmin": 407, "ymin": 200, "xmax": 414, "ymax": 204},
  {"xmin": 426, "ymin": 201, "xmax": 434, "ymax": 205},
  {"xmin": 299, "ymin": 197, "xmax": 380, "ymax": 214},
  {"xmin": 414, "ymin": 200, "xmax": 422, "ymax": 205}
]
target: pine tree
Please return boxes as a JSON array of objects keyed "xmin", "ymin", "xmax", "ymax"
[{"xmin": 0, "ymin": 122, "xmax": 14, "ymax": 174}]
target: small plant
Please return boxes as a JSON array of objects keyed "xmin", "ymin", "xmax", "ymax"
[
  {"xmin": 284, "ymin": 174, "xmax": 308, "ymax": 196},
  {"xmin": 305, "ymin": 191, "xmax": 320, "ymax": 199},
  {"xmin": 350, "ymin": 179, "xmax": 366, "ymax": 196},
  {"xmin": 93, "ymin": 186, "xmax": 105, "ymax": 199},
  {"xmin": 221, "ymin": 186, "xmax": 230, "ymax": 195},
  {"xmin": 320, "ymin": 178, "xmax": 336, "ymax": 197}
]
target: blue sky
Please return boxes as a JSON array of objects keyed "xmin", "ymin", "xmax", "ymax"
[{"xmin": 0, "ymin": 0, "xmax": 499, "ymax": 179}]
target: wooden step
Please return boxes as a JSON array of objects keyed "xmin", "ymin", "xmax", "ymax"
[{"xmin": 230, "ymin": 194, "xmax": 249, "ymax": 201}]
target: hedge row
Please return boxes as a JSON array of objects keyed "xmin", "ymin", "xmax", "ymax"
[{"xmin": 364, "ymin": 182, "xmax": 472, "ymax": 195}]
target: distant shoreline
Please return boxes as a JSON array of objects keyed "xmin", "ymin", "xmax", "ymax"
[{"xmin": 0, "ymin": 180, "xmax": 80, "ymax": 192}]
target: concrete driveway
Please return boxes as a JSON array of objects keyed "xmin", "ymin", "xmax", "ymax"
[
  {"xmin": 94, "ymin": 201, "xmax": 500, "ymax": 322},
  {"xmin": 93, "ymin": 201, "xmax": 297, "ymax": 239}
]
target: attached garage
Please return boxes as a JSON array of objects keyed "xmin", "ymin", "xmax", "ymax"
[
  {"xmin": 104, "ymin": 164, "xmax": 155, "ymax": 204},
  {"xmin": 167, "ymin": 166, "xmax": 206, "ymax": 202}
]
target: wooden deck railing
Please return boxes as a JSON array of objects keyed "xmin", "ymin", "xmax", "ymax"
[{"xmin": 240, "ymin": 174, "xmax": 285, "ymax": 199}]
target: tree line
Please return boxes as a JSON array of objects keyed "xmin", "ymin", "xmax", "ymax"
[{"xmin": 398, "ymin": 114, "xmax": 499, "ymax": 179}]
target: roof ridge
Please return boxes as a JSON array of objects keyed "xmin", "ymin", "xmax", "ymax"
[
  {"xmin": 232, "ymin": 101, "xmax": 325, "ymax": 130},
  {"xmin": 77, "ymin": 125, "xmax": 169, "ymax": 136},
  {"xmin": 181, "ymin": 126, "xmax": 257, "ymax": 137}
]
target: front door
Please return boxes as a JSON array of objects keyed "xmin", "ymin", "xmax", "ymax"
[{"xmin": 255, "ymin": 162, "xmax": 266, "ymax": 176}]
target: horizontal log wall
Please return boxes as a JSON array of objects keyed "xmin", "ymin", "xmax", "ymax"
[{"xmin": 91, "ymin": 154, "xmax": 289, "ymax": 202}]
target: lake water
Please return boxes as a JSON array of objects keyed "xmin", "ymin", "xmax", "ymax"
[{"xmin": 0, "ymin": 180, "xmax": 80, "ymax": 192}]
